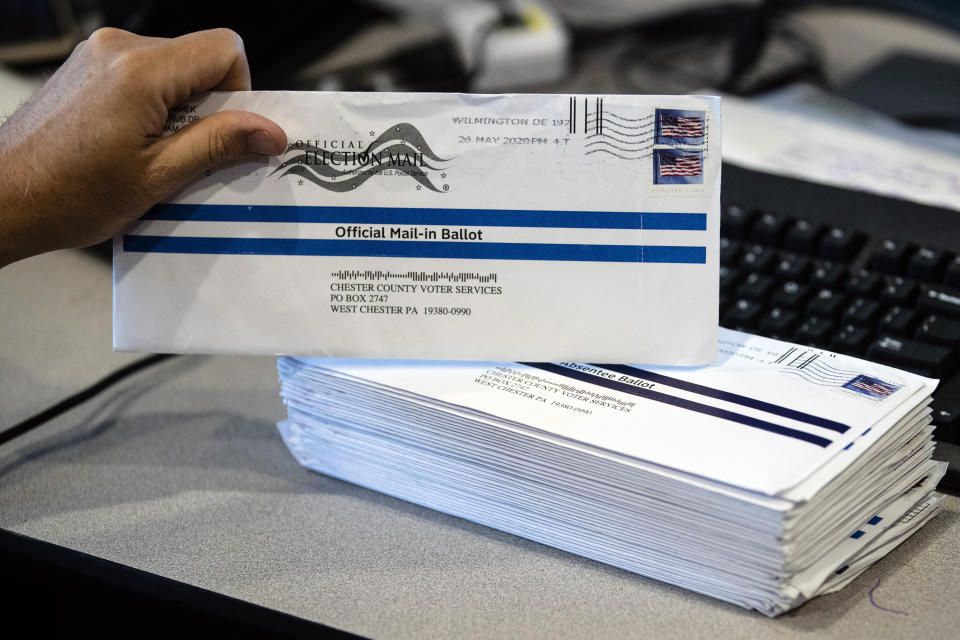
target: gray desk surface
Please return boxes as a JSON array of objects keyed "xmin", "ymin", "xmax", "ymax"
[{"xmin": 2, "ymin": 248, "xmax": 960, "ymax": 639}]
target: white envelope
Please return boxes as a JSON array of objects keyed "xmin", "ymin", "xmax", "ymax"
[
  {"xmin": 114, "ymin": 91, "xmax": 720, "ymax": 362},
  {"xmin": 274, "ymin": 329, "xmax": 945, "ymax": 616}
]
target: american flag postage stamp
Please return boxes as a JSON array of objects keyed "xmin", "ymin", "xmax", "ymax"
[
  {"xmin": 842, "ymin": 374, "xmax": 902, "ymax": 400},
  {"xmin": 655, "ymin": 109, "xmax": 705, "ymax": 145},
  {"xmin": 654, "ymin": 148, "xmax": 704, "ymax": 185}
]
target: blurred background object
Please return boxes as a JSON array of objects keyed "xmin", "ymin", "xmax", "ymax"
[
  {"xmin": 0, "ymin": 0, "xmax": 82, "ymax": 65},
  {"xmin": 2, "ymin": 1, "xmax": 960, "ymax": 104}
]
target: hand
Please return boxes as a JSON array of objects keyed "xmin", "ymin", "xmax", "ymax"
[{"xmin": 0, "ymin": 28, "xmax": 287, "ymax": 267}]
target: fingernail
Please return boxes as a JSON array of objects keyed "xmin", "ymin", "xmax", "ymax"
[{"xmin": 246, "ymin": 130, "xmax": 280, "ymax": 155}]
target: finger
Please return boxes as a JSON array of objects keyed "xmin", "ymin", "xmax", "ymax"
[
  {"xmin": 157, "ymin": 29, "xmax": 252, "ymax": 107},
  {"xmin": 149, "ymin": 110, "xmax": 287, "ymax": 196},
  {"xmin": 175, "ymin": 28, "xmax": 252, "ymax": 92}
]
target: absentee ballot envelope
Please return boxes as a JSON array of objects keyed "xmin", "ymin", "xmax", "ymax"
[
  {"xmin": 113, "ymin": 92, "xmax": 720, "ymax": 361},
  {"xmin": 276, "ymin": 329, "xmax": 944, "ymax": 615}
]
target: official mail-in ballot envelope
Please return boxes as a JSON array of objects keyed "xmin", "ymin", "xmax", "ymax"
[{"xmin": 113, "ymin": 92, "xmax": 720, "ymax": 362}]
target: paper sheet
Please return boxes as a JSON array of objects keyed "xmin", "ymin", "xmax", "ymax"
[
  {"xmin": 113, "ymin": 91, "xmax": 720, "ymax": 362},
  {"xmin": 301, "ymin": 328, "xmax": 937, "ymax": 496},
  {"xmin": 276, "ymin": 327, "xmax": 943, "ymax": 616},
  {"xmin": 722, "ymin": 85, "xmax": 960, "ymax": 212}
]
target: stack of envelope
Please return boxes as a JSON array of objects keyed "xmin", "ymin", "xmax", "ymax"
[{"xmin": 276, "ymin": 328, "xmax": 945, "ymax": 615}]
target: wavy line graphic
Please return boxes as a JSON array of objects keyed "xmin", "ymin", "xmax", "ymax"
[
  {"xmin": 271, "ymin": 123, "xmax": 448, "ymax": 192},
  {"xmin": 594, "ymin": 112, "xmax": 653, "ymax": 123},
  {"xmin": 585, "ymin": 139, "xmax": 654, "ymax": 154},
  {"xmin": 585, "ymin": 148, "xmax": 652, "ymax": 161},
  {"xmin": 785, "ymin": 370, "xmax": 845, "ymax": 384},
  {"xmin": 586, "ymin": 116, "xmax": 653, "ymax": 133},
  {"xmin": 586, "ymin": 130, "xmax": 654, "ymax": 143},
  {"xmin": 806, "ymin": 361, "xmax": 860, "ymax": 377},
  {"xmin": 281, "ymin": 162, "xmax": 444, "ymax": 193},
  {"xmin": 781, "ymin": 370, "xmax": 840, "ymax": 387}
]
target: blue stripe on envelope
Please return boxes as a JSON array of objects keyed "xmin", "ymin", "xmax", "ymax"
[
  {"xmin": 122, "ymin": 236, "xmax": 706, "ymax": 263},
  {"xmin": 522, "ymin": 362, "xmax": 833, "ymax": 447},
  {"xmin": 596, "ymin": 364, "xmax": 850, "ymax": 434},
  {"xmin": 143, "ymin": 204, "xmax": 708, "ymax": 230}
]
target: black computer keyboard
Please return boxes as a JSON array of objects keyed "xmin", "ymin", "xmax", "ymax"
[{"xmin": 720, "ymin": 164, "xmax": 960, "ymax": 494}]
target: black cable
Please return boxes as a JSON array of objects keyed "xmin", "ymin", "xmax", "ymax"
[
  {"xmin": 718, "ymin": 1, "xmax": 773, "ymax": 92},
  {"xmin": 0, "ymin": 353, "xmax": 176, "ymax": 447},
  {"xmin": 607, "ymin": 2, "xmax": 827, "ymax": 96}
]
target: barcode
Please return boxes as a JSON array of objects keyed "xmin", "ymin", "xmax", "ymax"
[
  {"xmin": 331, "ymin": 270, "xmax": 497, "ymax": 283},
  {"xmin": 902, "ymin": 502, "xmax": 930, "ymax": 523}
]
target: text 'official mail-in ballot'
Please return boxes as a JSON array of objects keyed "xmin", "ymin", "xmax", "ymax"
[{"xmin": 114, "ymin": 92, "xmax": 720, "ymax": 362}]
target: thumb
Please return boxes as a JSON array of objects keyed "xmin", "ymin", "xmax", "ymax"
[{"xmin": 151, "ymin": 109, "xmax": 286, "ymax": 194}]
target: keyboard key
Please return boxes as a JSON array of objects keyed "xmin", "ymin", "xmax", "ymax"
[
  {"xmin": 934, "ymin": 425, "xmax": 958, "ymax": 444},
  {"xmin": 772, "ymin": 253, "xmax": 811, "ymax": 281},
  {"xmin": 750, "ymin": 212, "xmax": 791, "ymax": 246},
  {"xmin": 868, "ymin": 238, "xmax": 915, "ymax": 275},
  {"xmin": 918, "ymin": 286, "xmax": 960, "ymax": 319},
  {"xmin": 723, "ymin": 299, "xmax": 763, "ymax": 330},
  {"xmin": 881, "ymin": 277, "xmax": 918, "ymax": 306},
  {"xmin": 721, "ymin": 205, "xmax": 756, "ymax": 239},
  {"xmin": 741, "ymin": 244, "xmax": 777, "ymax": 273},
  {"xmin": 794, "ymin": 317, "xmax": 835, "ymax": 348},
  {"xmin": 784, "ymin": 219, "xmax": 824, "ymax": 254},
  {"xmin": 916, "ymin": 315, "xmax": 960, "ymax": 348},
  {"xmin": 771, "ymin": 281, "xmax": 809, "ymax": 309},
  {"xmin": 737, "ymin": 272, "xmax": 775, "ymax": 301},
  {"xmin": 808, "ymin": 288, "xmax": 846, "ymax": 320},
  {"xmin": 809, "ymin": 262, "xmax": 847, "ymax": 289},
  {"xmin": 933, "ymin": 404, "xmax": 959, "ymax": 426},
  {"xmin": 758, "ymin": 307, "xmax": 799, "ymax": 339},
  {"xmin": 878, "ymin": 306, "xmax": 918, "ymax": 336},
  {"xmin": 719, "ymin": 265, "xmax": 741, "ymax": 294},
  {"xmin": 842, "ymin": 297, "xmax": 883, "ymax": 327},
  {"xmin": 720, "ymin": 238, "xmax": 741, "ymax": 266},
  {"xmin": 907, "ymin": 247, "xmax": 948, "ymax": 282},
  {"xmin": 867, "ymin": 335, "xmax": 958, "ymax": 378},
  {"xmin": 846, "ymin": 269, "xmax": 883, "ymax": 298},
  {"xmin": 819, "ymin": 227, "xmax": 864, "ymax": 261},
  {"xmin": 934, "ymin": 423, "xmax": 957, "ymax": 444},
  {"xmin": 934, "ymin": 420, "xmax": 957, "ymax": 443},
  {"xmin": 944, "ymin": 255, "xmax": 960, "ymax": 288},
  {"xmin": 932, "ymin": 404, "xmax": 960, "ymax": 444},
  {"xmin": 831, "ymin": 324, "xmax": 872, "ymax": 355}
]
